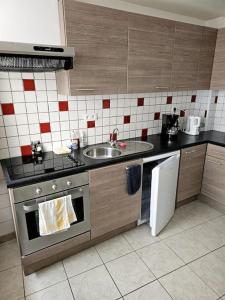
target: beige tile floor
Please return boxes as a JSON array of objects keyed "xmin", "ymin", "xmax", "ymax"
[{"xmin": 1, "ymin": 200, "xmax": 225, "ymax": 299}]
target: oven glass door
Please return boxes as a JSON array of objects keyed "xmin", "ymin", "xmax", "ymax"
[{"xmin": 15, "ymin": 185, "xmax": 90, "ymax": 255}]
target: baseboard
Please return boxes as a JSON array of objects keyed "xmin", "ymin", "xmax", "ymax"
[
  {"xmin": 0, "ymin": 232, "xmax": 15, "ymax": 244},
  {"xmin": 176, "ymin": 195, "xmax": 198, "ymax": 208},
  {"xmin": 198, "ymin": 193, "xmax": 225, "ymax": 214}
]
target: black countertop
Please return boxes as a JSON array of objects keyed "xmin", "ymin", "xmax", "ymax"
[{"xmin": 2, "ymin": 130, "xmax": 225, "ymax": 188}]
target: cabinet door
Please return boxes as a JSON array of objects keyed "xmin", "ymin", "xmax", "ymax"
[
  {"xmin": 202, "ymin": 155, "xmax": 225, "ymax": 206},
  {"xmin": 171, "ymin": 22, "xmax": 203, "ymax": 91},
  {"xmin": 89, "ymin": 160, "xmax": 142, "ymax": 239},
  {"xmin": 211, "ymin": 28, "xmax": 225, "ymax": 90},
  {"xmin": 63, "ymin": 0, "xmax": 128, "ymax": 95},
  {"xmin": 128, "ymin": 14, "xmax": 175, "ymax": 93},
  {"xmin": 197, "ymin": 28, "xmax": 217, "ymax": 90},
  {"xmin": 177, "ymin": 144, "xmax": 206, "ymax": 202}
]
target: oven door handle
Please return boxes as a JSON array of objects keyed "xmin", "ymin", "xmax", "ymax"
[{"xmin": 23, "ymin": 202, "xmax": 39, "ymax": 212}]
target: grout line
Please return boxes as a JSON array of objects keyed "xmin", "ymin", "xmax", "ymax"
[
  {"xmin": 61, "ymin": 260, "xmax": 76, "ymax": 300},
  {"xmin": 95, "ymin": 245, "xmax": 123, "ymax": 299}
]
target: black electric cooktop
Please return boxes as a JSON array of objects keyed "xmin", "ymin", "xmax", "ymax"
[{"xmin": 4, "ymin": 151, "xmax": 85, "ymax": 180}]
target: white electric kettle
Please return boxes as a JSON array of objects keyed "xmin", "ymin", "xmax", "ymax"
[{"xmin": 185, "ymin": 116, "xmax": 201, "ymax": 136}]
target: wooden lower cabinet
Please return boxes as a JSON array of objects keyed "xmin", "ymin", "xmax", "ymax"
[
  {"xmin": 202, "ymin": 144, "xmax": 225, "ymax": 208},
  {"xmin": 177, "ymin": 144, "xmax": 207, "ymax": 203},
  {"xmin": 89, "ymin": 160, "xmax": 142, "ymax": 239}
]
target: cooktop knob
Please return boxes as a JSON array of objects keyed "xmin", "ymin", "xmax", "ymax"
[
  {"xmin": 36, "ymin": 187, "xmax": 42, "ymax": 195},
  {"xmin": 67, "ymin": 180, "xmax": 72, "ymax": 186},
  {"xmin": 52, "ymin": 184, "xmax": 57, "ymax": 191}
]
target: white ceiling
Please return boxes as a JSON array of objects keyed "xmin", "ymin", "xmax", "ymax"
[{"xmin": 122, "ymin": 0, "xmax": 225, "ymax": 20}]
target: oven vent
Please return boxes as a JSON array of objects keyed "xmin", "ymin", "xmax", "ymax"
[{"xmin": 0, "ymin": 41, "xmax": 75, "ymax": 72}]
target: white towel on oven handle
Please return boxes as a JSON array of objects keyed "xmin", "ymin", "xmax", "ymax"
[{"xmin": 38, "ymin": 194, "xmax": 77, "ymax": 236}]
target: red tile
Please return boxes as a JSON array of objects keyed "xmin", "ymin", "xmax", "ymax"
[
  {"xmin": 59, "ymin": 101, "xmax": 69, "ymax": 111},
  {"xmin": 102, "ymin": 99, "xmax": 110, "ymax": 109},
  {"xmin": 191, "ymin": 95, "xmax": 196, "ymax": 103},
  {"xmin": 40, "ymin": 122, "xmax": 51, "ymax": 133},
  {"xmin": 124, "ymin": 115, "xmax": 130, "ymax": 124},
  {"xmin": 154, "ymin": 112, "xmax": 160, "ymax": 120},
  {"xmin": 23, "ymin": 79, "xmax": 35, "ymax": 91},
  {"xmin": 1, "ymin": 103, "xmax": 15, "ymax": 115},
  {"xmin": 142, "ymin": 128, "xmax": 148, "ymax": 137},
  {"xmin": 87, "ymin": 120, "xmax": 95, "ymax": 128},
  {"xmin": 215, "ymin": 96, "xmax": 218, "ymax": 104},
  {"xmin": 167, "ymin": 96, "xmax": 173, "ymax": 104},
  {"xmin": 204, "ymin": 110, "xmax": 207, "ymax": 118},
  {"xmin": 137, "ymin": 98, "xmax": 144, "ymax": 106},
  {"xmin": 21, "ymin": 145, "xmax": 32, "ymax": 156},
  {"xmin": 180, "ymin": 110, "xmax": 185, "ymax": 117}
]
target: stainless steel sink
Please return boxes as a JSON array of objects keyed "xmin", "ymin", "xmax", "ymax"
[
  {"xmin": 83, "ymin": 141, "xmax": 154, "ymax": 159},
  {"xmin": 83, "ymin": 146, "xmax": 122, "ymax": 159}
]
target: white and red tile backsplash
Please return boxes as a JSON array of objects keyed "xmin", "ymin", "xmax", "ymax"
[{"xmin": 0, "ymin": 70, "xmax": 220, "ymax": 159}]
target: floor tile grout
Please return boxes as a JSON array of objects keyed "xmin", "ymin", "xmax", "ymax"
[{"xmin": 61, "ymin": 260, "xmax": 76, "ymax": 300}]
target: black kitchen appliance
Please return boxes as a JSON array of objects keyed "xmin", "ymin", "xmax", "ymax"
[{"xmin": 161, "ymin": 108, "xmax": 179, "ymax": 141}]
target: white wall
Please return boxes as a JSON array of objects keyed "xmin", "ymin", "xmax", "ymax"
[{"xmin": 0, "ymin": 0, "xmax": 61, "ymax": 45}]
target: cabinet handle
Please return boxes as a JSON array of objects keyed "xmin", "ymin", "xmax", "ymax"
[
  {"xmin": 155, "ymin": 86, "xmax": 169, "ymax": 89},
  {"xmin": 76, "ymin": 88, "xmax": 95, "ymax": 91},
  {"xmin": 185, "ymin": 150, "xmax": 197, "ymax": 155}
]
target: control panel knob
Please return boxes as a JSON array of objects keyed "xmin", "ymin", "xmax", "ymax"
[
  {"xmin": 35, "ymin": 187, "xmax": 42, "ymax": 195},
  {"xmin": 52, "ymin": 184, "xmax": 57, "ymax": 191},
  {"xmin": 67, "ymin": 180, "xmax": 72, "ymax": 187}
]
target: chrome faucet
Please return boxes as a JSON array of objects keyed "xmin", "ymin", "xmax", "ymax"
[{"xmin": 109, "ymin": 128, "xmax": 119, "ymax": 147}]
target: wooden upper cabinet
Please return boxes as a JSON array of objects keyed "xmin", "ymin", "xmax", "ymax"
[
  {"xmin": 211, "ymin": 28, "xmax": 225, "ymax": 90},
  {"xmin": 171, "ymin": 22, "xmax": 203, "ymax": 91},
  {"xmin": 127, "ymin": 14, "xmax": 175, "ymax": 93},
  {"xmin": 60, "ymin": 0, "xmax": 128, "ymax": 95},
  {"xmin": 197, "ymin": 28, "xmax": 217, "ymax": 90}
]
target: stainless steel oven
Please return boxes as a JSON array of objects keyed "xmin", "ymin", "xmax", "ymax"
[{"xmin": 9, "ymin": 172, "xmax": 90, "ymax": 256}]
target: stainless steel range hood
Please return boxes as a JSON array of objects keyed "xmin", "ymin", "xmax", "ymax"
[{"xmin": 0, "ymin": 41, "xmax": 75, "ymax": 72}]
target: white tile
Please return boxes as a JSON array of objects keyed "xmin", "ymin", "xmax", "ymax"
[
  {"xmin": 45, "ymin": 72, "xmax": 56, "ymax": 80},
  {"xmin": 106, "ymin": 252, "xmax": 155, "ymax": 295},
  {"xmin": 5, "ymin": 126, "xmax": 18, "ymax": 137},
  {"xmin": 47, "ymin": 91, "xmax": 58, "ymax": 102},
  {"xmin": 124, "ymin": 281, "xmax": 172, "ymax": 300},
  {"xmin": 96, "ymin": 235, "xmax": 133, "ymax": 263},
  {"xmin": 191, "ymin": 221, "xmax": 225, "ymax": 251},
  {"xmin": 0, "ymin": 239, "xmax": 20, "ymax": 271},
  {"xmin": 37, "ymin": 102, "xmax": 48, "ymax": 113},
  {"xmin": 24, "ymin": 91, "xmax": 36, "ymax": 102},
  {"xmin": 9, "ymin": 146, "xmax": 21, "ymax": 157},
  {"xmin": 41, "ymin": 133, "xmax": 52, "ymax": 143},
  {"xmin": 26, "ymin": 280, "xmax": 73, "ymax": 300},
  {"xmin": 26, "ymin": 103, "xmax": 38, "ymax": 113},
  {"xmin": 14, "ymin": 103, "xmax": 26, "ymax": 114},
  {"xmin": 48, "ymin": 102, "xmax": 58, "ymax": 112},
  {"xmin": 17, "ymin": 124, "xmax": 29, "ymax": 136},
  {"xmin": 0, "ymin": 71, "xmax": 9, "ymax": 79},
  {"xmin": 164, "ymin": 229, "xmax": 210, "ymax": 263},
  {"xmin": 69, "ymin": 265, "xmax": 120, "ymax": 300},
  {"xmin": 35, "ymin": 80, "xmax": 46, "ymax": 91},
  {"xmin": 0, "ymin": 79, "xmax": 11, "ymax": 91},
  {"xmin": 0, "ymin": 265, "xmax": 24, "ymax": 300},
  {"xmin": 7, "ymin": 136, "xmax": 19, "ymax": 147},
  {"xmin": 19, "ymin": 135, "xmax": 31, "ymax": 145},
  {"xmin": 36, "ymin": 91, "xmax": 47, "ymax": 102},
  {"xmin": 34, "ymin": 73, "xmax": 45, "ymax": 80},
  {"xmin": 24, "ymin": 262, "xmax": 67, "ymax": 296},
  {"xmin": 46, "ymin": 80, "xmax": 57, "ymax": 91},
  {"xmin": 27, "ymin": 113, "xmax": 39, "ymax": 124},
  {"xmin": 189, "ymin": 252, "xmax": 225, "ymax": 297},
  {"xmin": 159, "ymin": 266, "xmax": 217, "ymax": 300},
  {"xmin": 29, "ymin": 124, "xmax": 40, "ymax": 135},
  {"xmin": 22, "ymin": 73, "xmax": 34, "ymax": 79},
  {"xmin": 63, "ymin": 247, "xmax": 102, "ymax": 278},
  {"xmin": 137, "ymin": 241, "xmax": 184, "ymax": 278},
  {"xmin": 12, "ymin": 91, "xmax": 25, "ymax": 103},
  {"xmin": 10, "ymin": 79, "xmax": 23, "ymax": 91},
  {"xmin": 38, "ymin": 112, "xmax": 49, "ymax": 122},
  {"xmin": 0, "ymin": 91, "xmax": 12, "ymax": 103},
  {"xmin": 123, "ymin": 225, "xmax": 160, "ymax": 250},
  {"xmin": 16, "ymin": 114, "xmax": 28, "ymax": 125},
  {"xmin": 50, "ymin": 112, "xmax": 59, "ymax": 122}
]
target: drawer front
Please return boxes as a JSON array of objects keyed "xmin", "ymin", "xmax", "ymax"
[
  {"xmin": 207, "ymin": 144, "xmax": 225, "ymax": 160},
  {"xmin": 202, "ymin": 156, "xmax": 225, "ymax": 205}
]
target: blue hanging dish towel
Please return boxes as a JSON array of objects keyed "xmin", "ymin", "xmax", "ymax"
[{"xmin": 126, "ymin": 164, "xmax": 142, "ymax": 195}]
